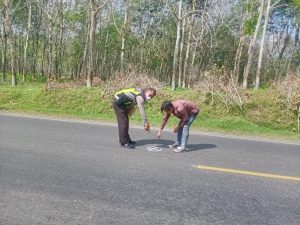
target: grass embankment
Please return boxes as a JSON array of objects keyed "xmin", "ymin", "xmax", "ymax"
[{"xmin": 0, "ymin": 83, "xmax": 299, "ymax": 141}]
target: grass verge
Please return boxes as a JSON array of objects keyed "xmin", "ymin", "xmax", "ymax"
[{"xmin": 0, "ymin": 84, "xmax": 299, "ymax": 141}]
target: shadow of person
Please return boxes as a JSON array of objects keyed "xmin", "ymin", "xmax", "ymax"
[
  {"xmin": 135, "ymin": 139, "xmax": 174, "ymax": 148},
  {"xmin": 187, "ymin": 144, "xmax": 217, "ymax": 152}
]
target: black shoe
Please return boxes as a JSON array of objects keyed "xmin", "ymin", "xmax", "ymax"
[
  {"xmin": 120, "ymin": 143, "xmax": 135, "ymax": 149},
  {"xmin": 129, "ymin": 140, "xmax": 136, "ymax": 145}
]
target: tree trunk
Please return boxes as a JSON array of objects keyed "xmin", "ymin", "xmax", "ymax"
[
  {"xmin": 86, "ymin": 0, "xmax": 108, "ymax": 87},
  {"xmin": 139, "ymin": 23, "xmax": 149, "ymax": 74},
  {"xmin": 23, "ymin": 2, "xmax": 32, "ymax": 82},
  {"xmin": 178, "ymin": 16, "xmax": 186, "ymax": 88},
  {"xmin": 57, "ymin": 0, "xmax": 65, "ymax": 78},
  {"xmin": 255, "ymin": 0, "xmax": 271, "ymax": 89},
  {"xmin": 18, "ymin": 31, "xmax": 22, "ymax": 75},
  {"xmin": 79, "ymin": 11, "xmax": 89, "ymax": 78},
  {"xmin": 87, "ymin": 4, "xmax": 95, "ymax": 88},
  {"xmin": 4, "ymin": 0, "xmax": 17, "ymax": 86},
  {"xmin": 242, "ymin": 0, "xmax": 265, "ymax": 89},
  {"xmin": 120, "ymin": 0, "xmax": 128, "ymax": 73},
  {"xmin": 234, "ymin": 35, "xmax": 245, "ymax": 84},
  {"xmin": 172, "ymin": 0, "xmax": 183, "ymax": 90},
  {"xmin": 183, "ymin": 0, "xmax": 196, "ymax": 88},
  {"xmin": 42, "ymin": 38, "xmax": 47, "ymax": 77},
  {"xmin": 233, "ymin": 20, "xmax": 246, "ymax": 84},
  {"xmin": 101, "ymin": 29, "xmax": 109, "ymax": 76},
  {"xmin": 188, "ymin": 0, "xmax": 207, "ymax": 88},
  {"xmin": 1, "ymin": 20, "xmax": 7, "ymax": 82},
  {"xmin": 32, "ymin": 6, "xmax": 41, "ymax": 79},
  {"xmin": 47, "ymin": 25, "xmax": 53, "ymax": 79}
]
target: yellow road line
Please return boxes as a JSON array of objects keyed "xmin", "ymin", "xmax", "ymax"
[{"xmin": 196, "ymin": 165, "xmax": 300, "ymax": 181}]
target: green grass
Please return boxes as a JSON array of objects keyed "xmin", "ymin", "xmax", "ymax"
[
  {"xmin": 0, "ymin": 85, "xmax": 109, "ymax": 119},
  {"xmin": 0, "ymin": 83, "xmax": 299, "ymax": 141}
]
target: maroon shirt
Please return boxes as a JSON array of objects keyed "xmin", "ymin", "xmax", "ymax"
[{"xmin": 160, "ymin": 100, "xmax": 199, "ymax": 129}]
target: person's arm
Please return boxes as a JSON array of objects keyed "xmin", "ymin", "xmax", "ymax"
[
  {"xmin": 157, "ymin": 113, "xmax": 170, "ymax": 139},
  {"xmin": 136, "ymin": 96, "xmax": 149, "ymax": 130}
]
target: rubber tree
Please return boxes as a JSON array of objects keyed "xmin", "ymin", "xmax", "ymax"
[
  {"xmin": 86, "ymin": 0, "xmax": 108, "ymax": 87},
  {"xmin": 243, "ymin": 0, "xmax": 265, "ymax": 89},
  {"xmin": 182, "ymin": 0, "xmax": 196, "ymax": 88},
  {"xmin": 23, "ymin": 0, "xmax": 32, "ymax": 82},
  {"xmin": 171, "ymin": 0, "xmax": 183, "ymax": 90},
  {"xmin": 255, "ymin": 0, "xmax": 272, "ymax": 89},
  {"xmin": 120, "ymin": 0, "xmax": 128, "ymax": 73},
  {"xmin": 3, "ymin": 0, "xmax": 17, "ymax": 86},
  {"xmin": 0, "ymin": 6, "xmax": 8, "ymax": 82}
]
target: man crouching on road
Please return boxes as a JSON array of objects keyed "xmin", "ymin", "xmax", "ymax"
[{"xmin": 113, "ymin": 87, "xmax": 156, "ymax": 148}]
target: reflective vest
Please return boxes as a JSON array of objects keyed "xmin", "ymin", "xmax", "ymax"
[{"xmin": 114, "ymin": 88, "xmax": 144, "ymax": 107}]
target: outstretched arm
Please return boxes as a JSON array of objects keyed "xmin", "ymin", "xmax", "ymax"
[
  {"xmin": 136, "ymin": 96, "xmax": 150, "ymax": 131},
  {"xmin": 157, "ymin": 112, "xmax": 170, "ymax": 139}
]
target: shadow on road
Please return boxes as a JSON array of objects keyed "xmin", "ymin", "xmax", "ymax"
[
  {"xmin": 186, "ymin": 144, "xmax": 217, "ymax": 152},
  {"xmin": 135, "ymin": 139, "xmax": 217, "ymax": 152}
]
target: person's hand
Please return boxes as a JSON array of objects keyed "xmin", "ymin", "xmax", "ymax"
[
  {"xmin": 173, "ymin": 127, "xmax": 179, "ymax": 133},
  {"xmin": 144, "ymin": 123, "xmax": 150, "ymax": 132},
  {"xmin": 157, "ymin": 130, "xmax": 162, "ymax": 139}
]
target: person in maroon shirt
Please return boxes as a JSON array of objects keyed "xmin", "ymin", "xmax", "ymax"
[{"xmin": 157, "ymin": 100, "xmax": 199, "ymax": 153}]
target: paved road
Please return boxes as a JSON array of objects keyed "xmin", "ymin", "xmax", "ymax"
[{"xmin": 1, "ymin": 113, "xmax": 299, "ymax": 225}]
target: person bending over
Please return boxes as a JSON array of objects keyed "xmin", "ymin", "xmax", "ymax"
[
  {"xmin": 157, "ymin": 100, "xmax": 199, "ymax": 153},
  {"xmin": 113, "ymin": 87, "xmax": 156, "ymax": 148}
]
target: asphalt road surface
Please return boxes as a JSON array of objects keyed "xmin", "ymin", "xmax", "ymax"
[{"xmin": 1, "ymin": 113, "xmax": 300, "ymax": 225}]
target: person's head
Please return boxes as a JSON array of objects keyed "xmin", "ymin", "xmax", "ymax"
[
  {"xmin": 161, "ymin": 100, "xmax": 174, "ymax": 113},
  {"xmin": 144, "ymin": 88, "xmax": 157, "ymax": 101}
]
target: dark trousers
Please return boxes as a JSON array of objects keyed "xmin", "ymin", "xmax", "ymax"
[{"xmin": 113, "ymin": 101, "xmax": 131, "ymax": 144}]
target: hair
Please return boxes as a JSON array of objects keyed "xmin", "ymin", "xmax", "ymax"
[
  {"xmin": 161, "ymin": 100, "xmax": 173, "ymax": 113},
  {"xmin": 144, "ymin": 87, "xmax": 157, "ymax": 96}
]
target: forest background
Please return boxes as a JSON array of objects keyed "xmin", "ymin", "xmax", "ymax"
[{"xmin": 1, "ymin": 0, "xmax": 300, "ymax": 140}]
